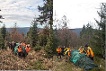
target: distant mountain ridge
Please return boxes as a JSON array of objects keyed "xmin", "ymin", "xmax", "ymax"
[
  {"xmin": 6, "ymin": 27, "xmax": 30, "ymax": 35},
  {"xmin": 70, "ymin": 28, "xmax": 82, "ymax": 36},
  {"xmin": 6, "ymin": 27, "xmax": 82, "ymax": 36}
]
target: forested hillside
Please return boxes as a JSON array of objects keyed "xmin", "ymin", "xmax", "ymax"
[
  {"xmin": 6, "ymin": 27, "xmax": 82, "ymax": 36},
  {"xmin": 0, "ymin": 1, "xmax": 105, "ymax": 71}
]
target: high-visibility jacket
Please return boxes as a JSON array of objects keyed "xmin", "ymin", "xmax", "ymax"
[
  {"xmin": 25, "ymin": 46, "xmax": 31, "ymax": 53},
  {"xmin": 56, "ymin": 47, "xmax": 62, "ymax": 53},
  {"xmin": 64, "ymin": 47, "xmax": 71, "ymax": 56},
  {"xmin": 18, "ymin": 46, "xmax": 22, "ymax": 52},
  {"xmin": 78, "ymin": 47, "xmax": 84, "ymax": 53},
  {"xmin": 68, "ymin": 51, "xmax": 71, "ymax": 56},
  {"xmin": 86, "ymin": 47, "xmax": 94, "ymax": 57}
]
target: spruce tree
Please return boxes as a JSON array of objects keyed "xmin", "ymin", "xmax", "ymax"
[
  {"xmin": 37, "ymin": 0, "xmax": 54, "ymax": 57},
  {"xmin": 0, "ymin": 10, "xmax": 5, "ymax": 49},
  {"xmin": 92, "ymin": 3, "xmax": 106, "ymax": 57},
  {"xmin": 29, "ymin": 18, "xmax": 38, "ymax": 47}
]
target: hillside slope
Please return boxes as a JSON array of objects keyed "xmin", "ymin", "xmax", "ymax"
[
  {"xmin": 0, "ymin": 48, "xmax": 82, "ymax": 70},
  {"xmin": 0, "ymin": 48, "xmax": 53, "ymax": 70},
  {"xmin": 0, "ymin": 48, "xmax": 104, "ymax": 71}
]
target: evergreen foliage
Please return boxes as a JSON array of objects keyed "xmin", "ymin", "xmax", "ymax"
[
  {"xmin": 0, "ymin": 24, "xmax": 6, "ymax": 49},
  {"xmin": 28, "ymin": 18, "xmax": 38, "ymax": 47},
  {"xmin": 1, "ymin": 24, "xmax": 6, "ymax": 40},
  {"xmin": 0, "ymin": 32, "xmax": 4, "ymax": 49},
  {"xmin": 37, "ymin": 0, "xmax": 54, "ymax": 57},
  {"xmin": 91, "ymin": 3, "xmax": 106, "ymax": 57},
  {"xmin": 80, "ymin": 23, "xmax": 94, "ymax": 45}
]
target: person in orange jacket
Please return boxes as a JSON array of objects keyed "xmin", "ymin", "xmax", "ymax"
[
  {"xmin": 84, "ymin": 44, "xmax": 94, "ymax": 60},
  {"xmin": 78, "ymin": 46, "xmax": 84, "ymax": 54},
  {"xmin": 18, "ymin": 45, "xmax": 23, "ymax": 57},
  {"xmin": 25, "ymin": 44, "xmax": 31, "ymax": 55},
  {"xmin": 56, "ymin": 46, "xmax": 62, "ymax": 59}
]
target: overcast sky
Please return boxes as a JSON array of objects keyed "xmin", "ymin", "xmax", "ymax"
[
  {"xmin": 0, "ymin": 0, "xmax": 43, "ymax": 28},
  {"xmin": 0, "ymin": 0, "xmax": 106, "ymax": 28},
  {"xmin": 53, "ymin": 0, "xmax": 106, "ymax": 29}
]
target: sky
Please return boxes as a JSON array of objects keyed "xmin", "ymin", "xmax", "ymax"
[
  {"xmin": 53, "ymin": 0, "xmax": 106, "ymax": 29},
  {"xmin": 0, "ymin": 0, "xmax": 43, "ymax": 28},
  {"xmin": 0, "ymin": 0, "xmax": 106, "ymax": 29}
]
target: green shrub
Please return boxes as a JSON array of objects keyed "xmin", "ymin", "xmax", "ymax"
[
  {"xmin": 34, "ymin": 44, "xmax": 41, "ymax": 51},
  {"xmin": 45, "ymin": 44, "xmax": 53, "ymax": 58}
]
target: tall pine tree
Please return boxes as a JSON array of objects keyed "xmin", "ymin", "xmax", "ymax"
[
  {"xmin": 92, "ymin": 3, "xmax": 106, "ymax": 57},
  {"xmin": 37, "ymin": 0, "xmax": 54, "ymax": 57},
  {"xmin": 0, "ymin": 10, "xmax": 5, "ymax": 49}
]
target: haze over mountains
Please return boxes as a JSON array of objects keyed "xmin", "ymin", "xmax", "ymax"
[{"xmin": 6, "ymin": 27, "xmax": 82, "ymax": 36}]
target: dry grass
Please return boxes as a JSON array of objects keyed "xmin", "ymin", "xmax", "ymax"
[
  {"xmin": 0, "ymin": 48, "xmax": 105, "ymax": 71},
  {"xmin": 0, "ymin": 48, "xmax": 53, "ymax": 70}
]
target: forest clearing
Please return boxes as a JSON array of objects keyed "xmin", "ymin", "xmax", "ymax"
[
  {"xmin": 0, "ymin": 0, "xmax": 105, "ymax": 71},
  {"xmin": 0, "ymin": 46, "xmax": 105, "ymax": 71}
]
